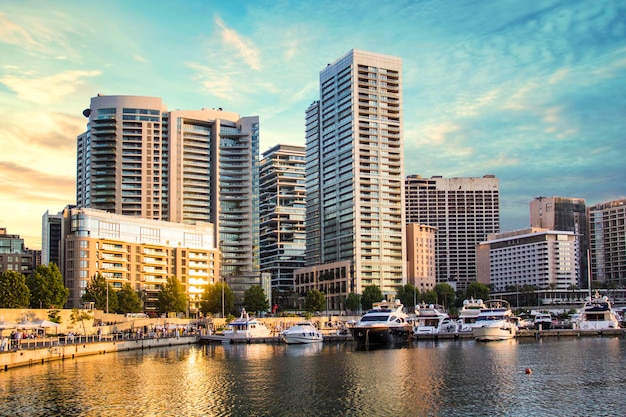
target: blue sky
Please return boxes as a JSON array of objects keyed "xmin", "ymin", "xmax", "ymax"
[{"xmin": 1, "ymin": 0, "xmax": 624, "ymax": 249}]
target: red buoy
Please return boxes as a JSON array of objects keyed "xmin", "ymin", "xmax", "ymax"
[{"xmin": 525, "ymin": 368, "xmax": 532, "ymax": 374}]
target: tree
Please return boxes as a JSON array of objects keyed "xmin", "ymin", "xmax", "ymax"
[
  {"xmin": 465, "ymin": 281, "xmax": 490, "ymax": 301},
  {"xmin": 304, "ymin": 289, "xmax": 326, "ymax": 313},
  {"xmin": 158, "ymin": 276, "xmax": 187, "ymax": 314},
  {"xmin": 82, "ymin": 273, "xmax": 118, "ymax": 313},
  {"xmin": 396, "ymin": 284, "xmax": 418, "ymax": 308},
  {"xmin": 243, "ymin": 285, "xmax": 270, "ymax": 314},
  {"xmin": 0, "ymin": 270, "xmax": 30, "ymax": 308},
  {"xmin": 361, "ymin": 285, "xmax": 383, "ymax": 310},
  {"xmin": 27, "ymin": 263, "xmax": 69, "ymax": 309},
  {"xmin": 345, "ymin": 292, "xmax": 361, "ymax": 314},
  {"xmin": 434, "ymin": 283, "xmax": 456, "ymax": 308},
  {"xmin": 200, "ymin": 281, "xmax": 234, "ymax": 317},
  {"xmin": 70, "ymin": 307, "xmax": 93, "ymax": 336},
  {"xmin": 117, "ymin": 283, "xmax": 142, "ymax": 314}
]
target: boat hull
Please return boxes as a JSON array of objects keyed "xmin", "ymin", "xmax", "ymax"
[
  {"xmin": 281, "ymin": 334, "xmax": 323, "ymax": 344},
  {"xmin": 350, "ymin": 325, "xmax": 412, "ymax": 346},
  {"xmin": 473, "ymin": 325, "xmax": 516, "ymax": 341}
]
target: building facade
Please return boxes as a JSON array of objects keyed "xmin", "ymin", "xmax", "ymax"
[
  {"xmin": 59, "ymin": 207, "xmax": 220, "ymax": 313},
  {"xmin": 588, "ymin": 198, "xmax": 626, "ymax": 287},
  {"xmin": 477, "ymin": 228, "xmax": 579, "ymax": 292},
  {"xmin": 76, "ymin": 95, "xmax": 259, "ymax": 300},
  {"xmin": 297, "ymin": 49, "xmax": 406, "ymax": 307},
  {"xmin": 0, "ymin": 227, "xmax": 36, "ymax": 276},
  {"xmin": 406, "ymin": 223, "xmax": 437, "ymax": 292},
  {"xmin": 42, "ymin": 210, "xmax": 63, "ymax": 267},
  {"xmin": 259, "ymin": 145, "xmax": 306, "ymax": 308},
  {"xmin": 405, "ymin": 175, "xmax": 500, "ymax": 292},
  {"xmin": 530, "ymin": 196, "xmax": 588, "ymax": 287}
]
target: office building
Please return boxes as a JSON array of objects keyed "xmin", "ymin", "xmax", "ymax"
[
  {"xmin": 530, "ymin": 196, "xmax": 588, "ymax": 287},
  {"xmin": 59, "ymin": 207, "xmax": 219, "ymax": 313},
  {"xmin": 42, "ymin": 210, "xmax": 63, "ymax": 266},
  {"xmin": 588, "ymin": 198, "xmax": 626, "ymax": 287},
  {"xmin": 405, "ymin": 175, "xmax": 500, "ymax": 292},
  {"xmin": 477, "ymin": 228, "xmax": 578, "ymax": 292},
  {"xmin": 0, "ymin": 227, "xmax": 37, "ymax": 276},
  {"xmin": 296, "ymin": 49, "xmax": 406, "ymax": 308},
  {"xmin": 76, "ymin": 95, "xmax": 259, "ymax": 300},
  {"xmin": 406, "ymin": 223, "xmax": 437, "ymax": 292},
  {"xmin": 259, "ymin": 145, "xmax": 306, "ymax": 307}
]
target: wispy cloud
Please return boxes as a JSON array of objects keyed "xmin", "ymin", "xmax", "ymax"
[
  {"xmin": 214, "ymin": 16, "xmax": 261, "ymax": 71},
  {"xmin": 0, "ymin": 12, "xmax": 39, "ymax": 49},
  {"xmin": 0, "ymin": 69, "xmax": 101, "ymax": 104}
]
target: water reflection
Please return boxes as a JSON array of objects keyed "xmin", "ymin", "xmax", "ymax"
[{"xmin": 2, "ymin": 338, "xmax": 626, "ymax": 416}]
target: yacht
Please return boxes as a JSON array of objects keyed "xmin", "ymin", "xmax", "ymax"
[
  {"xmin": 413, "ymin": 303, "xmax": 457, "ymax": 335},
  {"xmin": 473, "ymin": 299, "xmax": 518, "ymax": 341},
  {"xmin": 457, "ymin": 298, "xmax": 486, "ymax": 332},
  {"xmin": 532, "ymin": 312, "xmax": 553, "ymax": 330},
  {"xmin": 222, "ymin": 308, "xmax": 272, "ymax": 341},
  {"xmin": 350, "ymin": 300, "xmax": 412, "ymax": 347},
  {"xmin": 280, "ymin": 322, "xmax": 323, "ymax": 344},
  {"xmin": 575, "ymin": 292, "xmax": 620, "ymax": 330}
]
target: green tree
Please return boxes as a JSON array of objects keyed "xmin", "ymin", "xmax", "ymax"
[
  {"xmin": 26, "ymin": 263, "xmax": 69, "ymax": 309},
  {"xmin": 200, "ymin": 281, "xmax": 234, "ymax": 317},
  {"xmin": 345, "ymin": 292, "xmax": 361, "ymax": 313},
  {"xmin": 465, "ymin": 281, "xmax": 490, "ymax": 301},
  {"xmin": 361, "ymin": 285, "xmax": 383, "ymax": 310},
  {"xmin": 70, "ymin": 307, "xmax": 93, "ymax": 336},
  {"xmin": 0, "ymin": 270, "xmax": 30, "ymax": 308},
  {"xmin": 47, "ymin": 309, "xmax": 62, "ymax": 324},
  {"xmin": 304, "ymin": 289, "xmax": 326, "ymax": 313},
  {"xmin": 243, "ymin": 285, "xmax": 270, "ymax": 314},
  {"xmin": 158, "ymin": 276, "xmax": 187, "ymax": 314},
  {"xmin": 421, "ymin": 289, "xmax": 438, "ymax": 304},
  {"xmin": 395, "ymin": 284, "xmax": 418, "ymax": 308},
  {"xmin": 434, "ymin": 283, "xmax": 456, "ymax": 308},
  {"xmin": 82, "ymin": 273, "xmax": 118, "ymax": 313},
  {"xmin": 117, "ymin": 283, "xmax": 143, "ymax": 314}
]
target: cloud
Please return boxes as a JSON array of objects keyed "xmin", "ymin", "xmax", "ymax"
[
  {"xmin": 214, "ymin": 16, "xmax": 261, "ymax": 71},
  {"xmin": 0, "ymin": 12, "xmax": 39, "ymax": 49},
  {"xmin": 0, "ymin": 161, "xmax": 74, "ymax": 206},
  {"xmin": 0, "ymin": 69, "xmax": 101, "ymax": 104}
]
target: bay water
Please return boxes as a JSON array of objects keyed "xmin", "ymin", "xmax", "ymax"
[{"xmin": 1, "ymin": 336, "xmax": 624, "ymax": 416}]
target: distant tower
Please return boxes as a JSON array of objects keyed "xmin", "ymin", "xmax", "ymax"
[
  {"xmin": 259, "ymin": 144, "xmax": 306, "ymax": 308},
  {"xmin": 297, "ymin": 49, "xmax": 406, "ymax": 307},
  {"xmin": 530, "ymin": 196, "xmax": 588, "ymax": 287},
  {"xmin": 405, "ymin": 175, "xmax": 500, "ymax": 292}
]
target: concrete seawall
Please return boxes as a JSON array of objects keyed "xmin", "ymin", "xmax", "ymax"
[{"xmin": 1, "ymin": 336, "xmax": 197, "ymax": 372}]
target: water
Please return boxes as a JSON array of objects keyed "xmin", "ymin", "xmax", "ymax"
[{"xmin": 1, "ymin": 336, "xmax": 625, "ymax": 417}]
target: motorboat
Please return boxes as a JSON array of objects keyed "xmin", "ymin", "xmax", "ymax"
[
  {"xmin": 350, "ymin": 299, "xmax": 412, "ymax": 347},
  {"xmin": 473, "ymin": 299, "xmax": 518, "ymax": 341},
  {"xmin": 457, "ymin": 298, "xmax": 486, "ymax": 332},
  {"xmin": 413, "ymin": 303, "xmax": 457, "ymax": 335},
  {"xmin": 532, "ymin": 312, "xmax": 553, "ymax": 330},
  {"xmin": 575, "ymin": 292, "xmax": 620, "ymax": 330},
  {"xmin": 280, "ymin": 322, "xmax": 323, "ymax": 344},
  {"xmin": 222, "ymin": 308, "xmax": 272, "ymax": 341}
]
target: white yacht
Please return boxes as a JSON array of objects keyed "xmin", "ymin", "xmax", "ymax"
[
  {"xmin": 222, "ymin": 308, "xmax": 272, "ymax": 341},
  {"xmin": 350, "ymin": 300, "xmax": 412, "ymax": 347},
  {"xmin": 532, "ymin": 312, "xmax": 553, "ymax": 330},
  {"xmin": 473, "ymin": 299, "xmax": 518, "ymax": 341},
  {"xmin": 280, "ymin": 322, "xmax": 323, "ymax": 344},
  {"xmin": 413, "ymin": 303, "xmax": 457, "ymax": 335},
  {"xmin": 575, "ymin": 292, "xmax": 620, "ymax": 330},
  {"xmin": 457, "ymin": 298, "xmax": 486, "ymax": 332}
]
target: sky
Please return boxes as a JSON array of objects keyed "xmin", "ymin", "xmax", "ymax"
[{"xmin": 1, "ymin": 0, "xmax": 625, "ymax": 249}]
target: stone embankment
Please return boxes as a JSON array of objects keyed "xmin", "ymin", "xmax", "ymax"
[{"xmin": 1, "ymin": 335, "xmax": 197, "ymax": 372}]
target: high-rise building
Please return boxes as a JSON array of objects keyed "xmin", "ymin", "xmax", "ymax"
[
  {"xmin": 59, "ymin": 207, "xmax": 220, "ymax": 312},
  {"xmin": 530, "ymin": 196, "xmax": 588, "ymax": 287},
  {"xmin": 42, "ymin": 210, "xmax": 63, "ymax": 266},
  {"xmin": 296, "ymin": 49, "xmax": 406, "ymax": 307},
  {"xmin": 259, "ymin": 144, "xmax": 306, "ymax": 308},
  {"xmin": 477, "ymin": 228, "xmax": 579, "ymax": 292},
  {"xmin": 76, "ymin": 95, "xmax": 259, "ymax": 300},
  {"xmin": 406, "ymin": 223, "xmax": 437, "ymax": 292},
  {"xmin": 405, "ymin": 175, "xmax": 500, "ymax": 292},
  {"xmin": 588, "ymin": 198, "xmax": 626, "ymax": 287}
]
